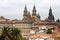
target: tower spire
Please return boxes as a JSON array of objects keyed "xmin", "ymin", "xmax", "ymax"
[
  {"xmin": 37, "ymin": 13, "xmax": 40, "ymax": 19},
  {"xmin": 49, "ymin": 6, "xmax": 52, "ymax": 16},
  {"xmin": 37, "ymin": 13, "xmax": 40, "ymax": 20},
  {"xmin": 32, "ymin": 5, "xmax": 37, "ymax": 16},
  {"xmin": 33, "ymin": 5, "xmax": 36, "ymax": 10},
  {"xmin": 31, "ymin": 5, "xmax": 38, "ymax": 21},
  {"xmin": 23, "ymin": 5, "xmax": 28, "ymax": 20},
  {"xmin": 23, "ymin": 5, "xmax": 28, "ymax": 16},
  {"xmin": 48, "ymin": 7, "xmax": 55, "ymax": 22},
  {"xmin": 24, "ymin": 5, "xmax": 27, "ymax": 11}
]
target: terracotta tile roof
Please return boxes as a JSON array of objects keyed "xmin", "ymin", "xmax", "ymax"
[
  {"xmin": 53, "ymin": 28, "xmax": 60, "ymax": 34},
  {"xmin": 34, "ymin": 21, "xmax": 58, "ymax": 25},
  {"xmin": 29, "ymin": 34, "xmax": 53, "ymax": 38},
  {"xmin": 0, "ymin": 19, "xmax": 12, "ymax": 23},
  {"xmin": 12, "ymin": 19, "xmax": 18, "ymax": 21}
]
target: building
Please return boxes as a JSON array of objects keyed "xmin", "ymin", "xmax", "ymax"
[
  {"xmin": 29, "ymin": 33, "xmax": 54, "ymax": 40},
  {"xmin": 0, "ymin": 5, "xmax": 60, "ymax": 37}
]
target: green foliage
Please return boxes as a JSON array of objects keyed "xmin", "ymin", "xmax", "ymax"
[
  {"xmin": 0, "ymin": 27, "xmax": 23, "ymax": 40},
  {"xmin": 23, "ymin": 37, "xmax": 28, "ymax": 40},
  {"xmin": 46, "ymin": 28, "xmax": 52, "ymax": 34},
  {"xmin": 11, "ymin": 28, "xmax": 23, "ymax": 40}
]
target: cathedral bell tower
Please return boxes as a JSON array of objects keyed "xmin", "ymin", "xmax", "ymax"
[
  {"xmin": 37, "ymin": 13, "xmax": 40, "ymax": 20},
  {"xmin": 23, "ymin": 6, "xmax": 28, "ymax": 20},
  {"xmin": 48, "ymin": 7, "xmax": 55, "ymax": 22},
  {"xmin": 31, "ymin": 5, "xmax": 37, "ymax": 21}
]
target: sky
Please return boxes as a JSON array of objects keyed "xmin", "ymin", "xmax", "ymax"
[{"xmin": 0, "ymin": 0, "xmax": 60, "ymax": 20}]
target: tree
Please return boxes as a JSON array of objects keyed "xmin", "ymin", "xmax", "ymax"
[
  {"xmin": 0, "ymin": 27, "xmax": 12, "ymax": 40},
  {"xmin": 11, "ymin": 28, "xmax": 23, "ymax": 40},
  {"xmin": 0, "ymin": 27, "xmax": 23, "ymax": 40},
  {"xmin": 23, "ymin": 37, "xmax": 28, "ymax": 40},
  {"xmin": 46, "ymin": 28, "xmax": 52, "ymax": 34}
]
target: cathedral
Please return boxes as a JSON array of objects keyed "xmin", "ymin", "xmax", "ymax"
[
  {"xmin": 0, "ymin": 5, "xmax": 60, "ymax": 37},
  {"xmin": 23, "ymin": 5, "xmax": 40, "ymax": 22},
  {"xmin": 22, "ymin": 5, "xmax": 55, "ymax": 22}
]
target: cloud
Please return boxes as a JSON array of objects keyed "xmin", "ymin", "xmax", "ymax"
[{"xmin": 0, "ymin": 0, "xmax": 60, "ymax": 20}]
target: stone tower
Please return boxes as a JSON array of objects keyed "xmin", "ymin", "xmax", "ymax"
[
  {"xmin": 23, "ymin": 5, "xmax": 28, "ymax": 20},
  {"xmin": 32, "ymin": 5, "xmax": 37, "ymax": 21},
  {"xmin": 48, "ymin": 7, "xmax": 55, "ymax": 22},
  {"xmin": 37, "ymin": 13, "xmax": 40, "ymax": 20}
]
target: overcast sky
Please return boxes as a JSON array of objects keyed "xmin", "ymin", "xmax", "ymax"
[{"xmin": 0, "ymin": 0, "xmax": 60, "ymax": 20}]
